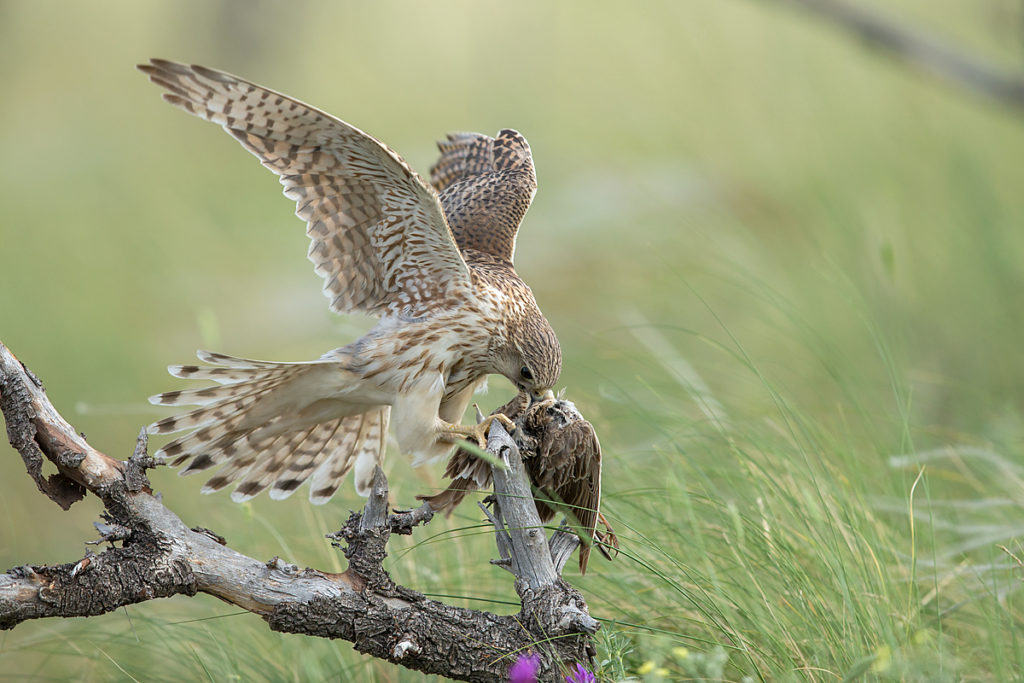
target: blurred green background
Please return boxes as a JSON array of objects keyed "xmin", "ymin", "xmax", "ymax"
[{"xmin": 3, "ymin": 1, "xmax": 1024, "ymax": 681}]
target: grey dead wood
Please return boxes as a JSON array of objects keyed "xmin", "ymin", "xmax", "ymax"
[
  {"xmin": 0, "ymin": 341, "xmax": 596, "ymax": 683},
  {"xmin": 483, "ymin": 423, "xmax": 599, "ymax": 655}
]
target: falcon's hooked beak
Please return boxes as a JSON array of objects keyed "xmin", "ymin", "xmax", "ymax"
[{"xmin": 529, "ymin": 389, "xmax": 556, "ymax": 406}]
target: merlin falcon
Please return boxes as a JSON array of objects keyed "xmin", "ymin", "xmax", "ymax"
[{"xmin": 139, "ymin": 59, "xmax": 561, "ymax": 503}]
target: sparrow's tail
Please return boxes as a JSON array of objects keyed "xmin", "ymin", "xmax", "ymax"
[{"xmin": 148, "ymin": 350, "xmax": 389, "ymax": 502}]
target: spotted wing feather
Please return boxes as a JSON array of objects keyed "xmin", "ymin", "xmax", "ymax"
[
  {"xmin": 429, "ymin": 130, "xmax": 537, "ymax": 263},
  {"xmin": 138, "ymin": 59, "xmax": 471, "ymax": 318}
]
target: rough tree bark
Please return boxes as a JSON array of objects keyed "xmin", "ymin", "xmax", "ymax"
[{"xmin": 0, "ymin": 341, "xmax": 598, "ymax": 683}]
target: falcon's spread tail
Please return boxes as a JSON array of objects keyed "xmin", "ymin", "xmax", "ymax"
[{"xmin": 148, "ymin": 351, "xmax": 389, "ymax": 502}]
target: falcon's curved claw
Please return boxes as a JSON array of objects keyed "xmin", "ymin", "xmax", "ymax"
[
  {"xmin": 441, "ymin": 413, "xmax": 516, "ymax": 448},
  {"xmin": 488, "ymin": 412, "xmax": 517, "ymax": 435}
]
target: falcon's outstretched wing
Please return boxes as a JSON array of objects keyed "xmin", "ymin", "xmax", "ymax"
[
  {"xmin": 139, "ymin": 59, "xmax": 470, "ymax": 319},
  {"xmin": 429, "ymin": 130, "xmax": 537, "ymax": 264}
]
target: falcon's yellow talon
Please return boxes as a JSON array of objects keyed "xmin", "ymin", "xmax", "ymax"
[
  {"xmin": 492, "ymin": 413, "xmax": 516, "ymax": 433},
  {"xmin": 440, "ymin": 412, "xmax": 515, "ymax": 448}
]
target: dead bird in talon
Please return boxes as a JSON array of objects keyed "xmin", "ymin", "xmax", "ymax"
[
  {"xmin": 138, "ymin": 59, "xmax": 561, "ymax": 504},
  {"xmin": 420, "ymin": 393, "xmax": 619, "ymax": 574}
]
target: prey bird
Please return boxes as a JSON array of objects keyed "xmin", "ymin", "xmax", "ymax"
[
  {"xmin": 420, "ymin": 394, "xmax": 618, "ymax": 573},
  {"xmin": 139, "ymin": 59, "xmax": 561, "ymax": 503}
]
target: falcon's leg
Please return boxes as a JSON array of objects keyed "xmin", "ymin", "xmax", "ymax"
[
  {"xmin": 393, "ymin": 379, "xmax": 501, "ymax": 465},
  {"xmin": 438, "ymin": 378, "xmax": 488, "ymax": 424},
  {"xmin": 437, "ymin": 413, "xmax": 516, "ymax": 448}
]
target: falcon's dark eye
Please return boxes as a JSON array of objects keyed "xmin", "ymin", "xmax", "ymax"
[{"xmin": 520, "ymin": 366, "xmax": 534, "ymax": 381}]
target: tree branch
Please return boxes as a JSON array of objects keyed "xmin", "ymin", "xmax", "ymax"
[
  {"xmin": 0, "ymin": 341, "xmax": 595, "ymax": 682},
  {"xmin": 763, "ymin": 0, "xmax": 1024, "ymax": 113}
]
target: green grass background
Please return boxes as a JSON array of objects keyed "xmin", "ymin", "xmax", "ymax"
[{"xmin": 2, "ymin": 2, "xmax": 1023, "ymax": 680}]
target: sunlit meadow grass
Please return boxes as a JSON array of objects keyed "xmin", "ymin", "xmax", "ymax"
[{"xmin": 3, "ymin": 2, "xmax": 1024, "ymax": 681}]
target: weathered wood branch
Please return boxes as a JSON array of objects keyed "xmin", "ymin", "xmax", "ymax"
[
  {"xmin": 0, "ymin": 342, "xmax": 596, "ymax": 683},
  {"xmin": 763, "ymin": 0, "xmax": 1024, "ymax": 113}
]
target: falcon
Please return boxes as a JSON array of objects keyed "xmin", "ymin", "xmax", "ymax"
[
  {"xmin": 139, "ymin": 59, "xmax": 561, "ymax": 502},
  {"xmin": 420, "ymin": 395, "xmax": 618, "ymax": 573}
]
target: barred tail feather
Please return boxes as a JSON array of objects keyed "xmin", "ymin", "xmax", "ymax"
[
  {"xmin": 148, "ymin": 351, "xmax": 386, "ymax": 504},
  {"xmin": 346, "ymin": 406, "xmax": 390, "ymax": 498},
  {"xmin": 194, "ymin": 350, "xmax": 289, "ymax": 368},
  {"xmin": 199, "ymin": 430, "xmax": 287, "ymax": 493},
  {"xmin": 149, "ymin": 373, "xmax": 296, "ymax": 438},
  {"xmin": 231, "ymin": 421, "xmax": 333, "ymax": 502},
  {"xmin": 168, "ymin": 365, "xmax": 267, "ymax": 384}
]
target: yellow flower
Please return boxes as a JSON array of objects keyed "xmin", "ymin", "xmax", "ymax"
[
  {"xmin": 870, "ymin": 645, "xmax": 892, "ymax": 673},
  {"xmin": 637, "ymin": 661, "xmax": 656, "ymax": 675},
  {"xmin": 671, "ymin": 647, "xmax": 690, "ymax": 660},
  {"xmin": 655, "ymin": 668, "xmax": 670, "ymax": 677}
]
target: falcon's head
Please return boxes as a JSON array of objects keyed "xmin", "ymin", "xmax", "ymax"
[{"xmin": 499, "ymin": 314, "xmax": 562, "ymax": 401}]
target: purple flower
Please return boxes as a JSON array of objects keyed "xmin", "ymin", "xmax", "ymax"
[
  {"xmin": 565, "ymin": 662, "xmax": 597, "ymax": 683},
  {"xmin": 509, "ymin": 652, "xmax": 540, "ymax": 683}
]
